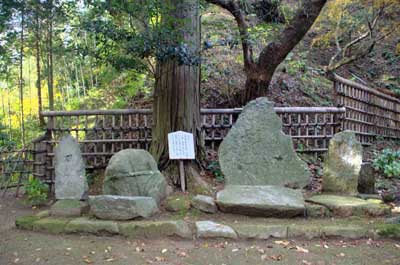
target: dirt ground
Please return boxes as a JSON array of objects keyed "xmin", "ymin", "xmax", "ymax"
[{"xmin": 1, "ymin": 192, "xmax": 400, "ymax": 265}]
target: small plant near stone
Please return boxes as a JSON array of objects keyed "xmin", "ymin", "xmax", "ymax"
[
  {"xmin": 24, "ymin": 177, "xmax": 49, "ymax": 206},
  {"xmin": 373, "ymin": 149, "xmax": 400, "ymax": 179},
  {"xmin": 207, "ymin": 161, "xmax": 224, "ymax": 182}
]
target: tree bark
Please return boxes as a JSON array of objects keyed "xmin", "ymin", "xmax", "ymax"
[
  {"xmin": 19, "ymin": 6, "xmax": 26, "ymax": 147},
  {"xmin": 35, "ymin": 4, "xmax": 45, "ymax": 126},
  {"xmin": 150, "ymin": 0, "xmax": 206, "ymax": 189},
  {"xmin": 47, "ymin": 0, "xmax": 54, "ymax": 111}
]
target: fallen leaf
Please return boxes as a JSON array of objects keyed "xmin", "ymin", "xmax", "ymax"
[
  {"xmin": 83, "ymin": 258, "xmax": 93, "ymax": 264},
  {"xmin": 295, "ymin": 246, "xmax": 309, "ymax": 253},
  {"xmin": 136, "ymin": 247, "xmax": 144, "ymax": 252},
  {"xmin": 270, "ymin": 254, "xmax": 283, "ymax": 261},
  {"xmin": 161, "ymin": 248, "xmax": 168, "ymax": 254},
  {"xmin": 177, "ymin": 251, "xmax": 187, "ymax": 257},
  {"xmin": 274, "ymin": 240, "xmax": 290, "ymax": 247},
  {"xmin": 155, "ymin": 256, "xmax": 166, "ymax": 262}
]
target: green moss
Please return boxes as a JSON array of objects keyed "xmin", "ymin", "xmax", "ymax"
[
  {"xmin": 64, "ymin": 217, "xmax": 119, "ymax": 235},
  {"xmin": 32, "ymin": 218, "xmax": 70, "ymax": 234},
  {"xmin": 165, "ymin": 195, "xmax": 191, "ymax": 212},
  {"xmin": 118, "ymin": 221, "xmax": 192, "ymax": 239},
  {"xmin": 376, "ymin": 224, "xmax": 400, "ymax": 238},
  {"xmin": 15, "ymin": 215, "xmax": 40, "ymax": 230},
  {"xmin": 35, "ymin": 210, "xmax": 50, "ymax": 219}
]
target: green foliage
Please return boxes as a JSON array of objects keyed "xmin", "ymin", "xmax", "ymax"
[
  {"xmin": 373, "ymin": 149, "xmax": 400, "ymax": 179},
  {"xmin": 24, "ymin": 177, "xmax": 49, "ymax": 206},
  {"xmin": 207, "ymin": 161, "xmax": 224, "ymax": 182}
]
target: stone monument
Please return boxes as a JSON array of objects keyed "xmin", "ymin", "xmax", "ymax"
[
  {"xmin": 102, "ymin": 149, "xmax": 168, "ymax": 204},
  {"xmin": 323, "ymin": 131, "xmax": 362, "ymax": 194},
  {"xmin": 54, "ymin": 134, "xmax": 87, "ymax": 200},
  {"xmin": 219, "ymin": 97, "xmax": 310, "ymax": 188}
]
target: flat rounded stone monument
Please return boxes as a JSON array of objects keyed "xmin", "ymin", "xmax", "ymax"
[
  {"xmin": 54, "ymin": 134, "xmax": 88, "ymax": 200},
  {"xmin": 103, "ymin": 149, "xmax": 168, "ymax": 204},
  {"xmin": 323, "ymin": 131, "xmax": 362, "ymax": 194},
  {"xmin": 219, "ymin": 97, "xmax": 310, "ymax": 188}
]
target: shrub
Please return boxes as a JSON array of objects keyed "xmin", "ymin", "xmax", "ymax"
[
  {"xmin": 24, "ymin": 177, "xmax": 49, "ymax": 206},
  {"xmin": 373, "ymin": 149, "xmax": 400, "ymax": 179}
]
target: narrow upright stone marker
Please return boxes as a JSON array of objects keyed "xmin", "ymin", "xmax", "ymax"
[
  {"xmin": 54, "ymin": 134, "xmax": 87, "ymax": 200},
  {"xmin": 218, "ymin": 97, "xmax": 310, "ymax": 188},
  {"xmin": 323, "ymin": 131, "xmax": 362, "ymax": 194}
]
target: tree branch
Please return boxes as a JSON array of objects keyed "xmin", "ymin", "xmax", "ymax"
[
  {"xmin": 257, "ymin": 0, "xmax": 327, "ymax": 71},
  {"xmin": 205, "ymin": 0, "xmax": 254, "ymax": 69}
]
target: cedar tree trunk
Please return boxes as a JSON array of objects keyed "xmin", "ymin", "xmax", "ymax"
[{"xmin": 151, "ymin": 0, "xmax": 206, "ymax": 189}]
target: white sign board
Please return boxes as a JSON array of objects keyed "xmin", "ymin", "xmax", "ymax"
[{"xmin": 168, "ymin": 131, "xmax": 195, "ymax": 160}]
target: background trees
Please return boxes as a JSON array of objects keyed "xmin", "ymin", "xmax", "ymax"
[{"xmin": 0, "ymin": 0, "xmax": 399, "ymax": 167}]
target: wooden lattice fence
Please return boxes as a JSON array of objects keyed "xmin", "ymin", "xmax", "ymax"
[
  {"xmin": 37, "ymin": 107, "xmax": 345, "ymax": 185},
  {"xmin": 334, "ymin": 74, "xmax": 400, "ymax": 145}
]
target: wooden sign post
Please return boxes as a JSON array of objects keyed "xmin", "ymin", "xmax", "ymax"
[{"xmin": 168, "ymin": 131, "xmax": 195, "ymax": 192}]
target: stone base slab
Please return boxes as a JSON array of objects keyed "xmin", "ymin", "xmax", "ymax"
[{"xmin": 15, "ymin": 213, "xmax": 400, "ymax": 240}]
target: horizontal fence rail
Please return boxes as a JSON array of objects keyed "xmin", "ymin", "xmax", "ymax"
[
  {"xmin": 37, "ymin": 107, "xmax": 345, "ymax": 184},
  {"xmin": 334, "ymin": 74, "xmax": 400, "ymax": 145}
]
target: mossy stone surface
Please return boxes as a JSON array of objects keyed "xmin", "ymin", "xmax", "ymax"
[
  {"xmin": 118, "ymin": 220, "xmax": 192, "ymax": 239},
  {"xmin": 287, "ymin": 225, "xmax": 322, "ymax": 239},
  {"xmin": 165, "ymin": 195, "xmax": 191, "ymax": 212},
  {"xmin": 195, "ymin": 221, "xmax": 237, "ymax": 239},
  {"xmin": 32, "ymin": 217, "xmax": 70, "ymax": 234},
  {"xmin": 321, "ymin": 225, "xmax": 370, "ymax": 239},
  {"xmin": 65, "ymin": 217, "xmax": 119, "ymax": 235},
  {"xmin": 15, "ymin": 215, "xmax": 40, "ymax": 230},
  {"xmin": 233, "ymin": 224, "xmax": 287, "ymax": 239},
  {"xmin": 306, "ymin": 195, "xmax": 390, "ymax": 217},
  {"xmin": 305, "ymin": 203, "xmax": 331, "ymax": 218},
  {"xmin": 50, "ymin": 199, "xmax": 87, "ymax": 217}
]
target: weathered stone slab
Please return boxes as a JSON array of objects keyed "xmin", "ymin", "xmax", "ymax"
[
  {"xmin": 195, "ymin": 221, "xmax": 237, "ymax": 239},
  {"xmin": 323, "ymin": 131, "xmax": 362, "ymax": 194},
  {"xmin": 15, "ymin": 216, "xmax": 40, "ymax": 230},
  {"xmin": 89, "ymin": 195, "xmax": 159, "ymax": 220},
  {"xmin": 103, "ymin": 149, "xmax": 168, "ymax": 204},
  {"xmin": 50, "ymin": 199, "xmax": 89, "ymax": 217},
  {"xmin": 191, "ymin": 195, "xmax": 217, "ymax": 213},
  {"xmin": 216, "ymin": 185, "xmax": 305, "ymax": 217},
  {"xmin": 32, "ymin": 218, "xmax": 70, "ymax": 234},
  {"xmin": 218, "ymin": 98, "xmax": 310, "ymax": 188},
  {"xmin": 54, "ymin": 135, "xmax": 88, "ymax": 200},
  {"xmin": 321, "ymin": 226, "xmax": 371, "ymax": 239},
  {"xmin": 305, "ymin": 203, "xmax": 331, "ymax": 218},
  {"xmin": 233, "ymin": 224, "xmax": 287, "ymax": 239},
  {"xmin": 65, "ymin": 217, "xmax": 119, "ymax": 234},
  {"xmin": 358, "ymin": 162, "xmax": 376, "ymax": 194},
  {"xmin": 287, "ymin": 225, "xmax": 322, "ymax": 239},
  {"xmin": 306, "ymin": 195, "xmax": 391, "ymax": 217},
  {"xmin": 118, "ymin": 221, "xmax": 192, "ymax": 239}
]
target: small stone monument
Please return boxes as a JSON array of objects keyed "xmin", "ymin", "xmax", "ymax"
[
  {"xmin": 323, "ymin": 131, "xmax": 362, "ymax": 194},
  {"xmin": 103, "ymin": 149, "xmax": 168, "ymax": 204},
  {"xmin": 218, "ymin": 97, "xmax": 310, "ymax": 188},
  {"xmin": 54, "ymin": 134, "xmax": 88, "ymax": 200}
]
